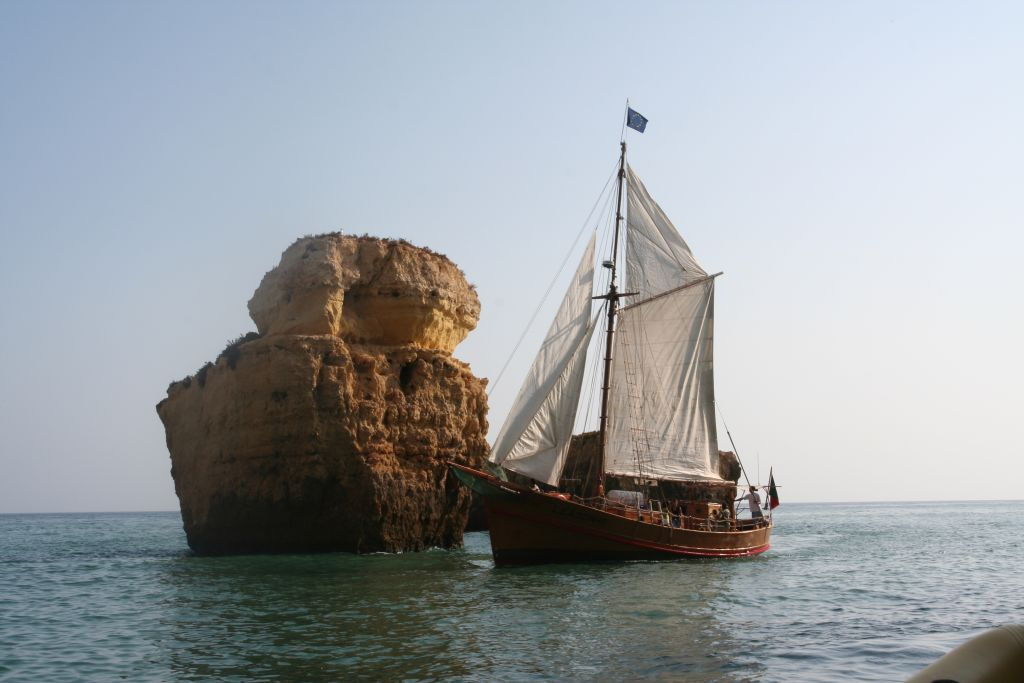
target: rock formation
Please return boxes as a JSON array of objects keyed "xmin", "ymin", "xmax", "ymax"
[
  {"xmin": 157, "ymin": 234, "xmax": 488, "ymax": 555},
  {"xmin": 717, "ymin": 450, "xmax": 742, "ymax": 483}
]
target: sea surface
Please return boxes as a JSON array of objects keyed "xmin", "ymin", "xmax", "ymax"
[{"xmin": 1, "ymin": 502, "xmax": 1021, "ymax": 682}]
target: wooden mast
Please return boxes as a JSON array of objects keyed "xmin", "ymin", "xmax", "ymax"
[{"xmin": 596, "ymin": 140, "xmax": 628, "ymax": 494}]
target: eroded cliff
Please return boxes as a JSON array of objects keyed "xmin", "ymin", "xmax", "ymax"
[{"xmin": 157, "ymin": 234, "xmax": 488, "ymax": 554}]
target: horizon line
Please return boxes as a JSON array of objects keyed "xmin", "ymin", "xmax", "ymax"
[{"xmin": 2, "ymin": 498, "xmax": 1023, "ymax": 515}]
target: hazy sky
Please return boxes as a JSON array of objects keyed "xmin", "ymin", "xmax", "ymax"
[{"xmin": 1, "ymin": 1, "xmax": 1021, "ymax": 512}]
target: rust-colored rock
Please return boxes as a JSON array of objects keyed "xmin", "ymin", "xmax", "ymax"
[
  {"xmin": 157, "ymin": 234, "xmax": 488, "ymax": 554},
  {"xmin": 559, "ymin": 431, "xmax": 602, "ymax": 497}
]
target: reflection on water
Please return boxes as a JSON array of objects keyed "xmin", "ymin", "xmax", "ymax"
[
  {"xmin": 2, "ymin": 503, "xmax": 1022, "ymax": 681},
  {"xmin": 156, "ymin": 536, "xmax": 761, "ymax": 681}
]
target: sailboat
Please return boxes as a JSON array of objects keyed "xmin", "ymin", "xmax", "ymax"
[{"xmin": 451, "ymin": 111, "xmax": 774, "ymax": 566}]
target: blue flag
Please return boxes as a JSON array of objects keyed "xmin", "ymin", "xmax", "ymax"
[{"xmin": 626, "ymin": 108, "xmax": 648, "ymax": 133}]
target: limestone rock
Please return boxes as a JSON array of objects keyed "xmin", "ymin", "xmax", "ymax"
[
  {"xmin": 247, "ymin": 234, "xmax": 480, "ymax": 353},
  {"xmin": 157, "ymin": 234, "xmax": 488, "ymax": 554},
  {"xmin": 718, "ymin": 450, "xmax": 742, "ymax": 482}
]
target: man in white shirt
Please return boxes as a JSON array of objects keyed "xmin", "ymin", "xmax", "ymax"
[{"xmin": 738, "ymin": 486, "xmax": 763, "ymax": 520}]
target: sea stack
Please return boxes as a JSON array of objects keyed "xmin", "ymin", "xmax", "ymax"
[{"xmin": 156, "ymin": 234, "xmax": 489, "ymax": 554}]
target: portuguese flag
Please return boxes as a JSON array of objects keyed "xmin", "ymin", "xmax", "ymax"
[{"xmin": 767, "ymin": 469, "xmax": 780, "ymax": 510}]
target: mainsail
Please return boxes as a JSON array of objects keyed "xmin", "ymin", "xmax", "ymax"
[
  {"xmin": 605, "ymin": 165, "xmax": 722, "ymax": 482},
  {"xmin": 489, "ymin": 235, "xmax": 596, "ymax": 485}
]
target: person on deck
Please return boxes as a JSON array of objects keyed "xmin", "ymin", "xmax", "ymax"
[
  {"xmin": 720, "ymin": 506, "xmax": 733, "ymax": 531},
  {"xmin": 669, "ymin": 500, "xmax": 682, "ymax": 528},
  {"xmin": 738, "ymin": 486, "xmax": 763, "ymax": 521}
]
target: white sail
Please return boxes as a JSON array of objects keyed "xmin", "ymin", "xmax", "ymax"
[
  {"xmin": 490, "ymin": 234, "xmax": 596, "ymax": 485},
  {"xmin": 501, "ymin": 320, "xmax": 597, "ymax": 484},
  {"xmin": 624, "ymin": 164, "xmax": 707, "ymax": 301},
  {"xmin": 605, "ymin": 278, "xmax": 720, "ymax": 481},
  {"xmin": 606, "ymin": 164, "xmax": 722, "ymax": 482}
]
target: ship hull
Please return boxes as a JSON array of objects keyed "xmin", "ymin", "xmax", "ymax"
[{"xmin": 450, "ymin": 463, "xmax": 771, "ymax": 567}]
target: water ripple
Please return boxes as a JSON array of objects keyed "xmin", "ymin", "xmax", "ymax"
[{"xmin": 1, "ymin": 503, "xmax": 1022, "ymax": 681}]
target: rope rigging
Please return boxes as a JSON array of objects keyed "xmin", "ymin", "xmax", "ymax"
[{"xmin": 487, "ymin": 160, "xmax": 619, "ymax": 397}]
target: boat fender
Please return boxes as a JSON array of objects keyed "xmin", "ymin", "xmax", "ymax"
[{"xmin": 905, "ymin": 624, "xmax": 1024, "ymax": 683}]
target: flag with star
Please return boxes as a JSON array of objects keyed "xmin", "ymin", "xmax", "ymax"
[{"xmin": 626, "ymin": 108, "xmax": 648, "ymax": 133}]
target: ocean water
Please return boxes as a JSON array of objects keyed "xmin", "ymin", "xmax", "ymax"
[{"xmin": 1, "ymin": 502, "xmax": 1021, "ymax": 682}]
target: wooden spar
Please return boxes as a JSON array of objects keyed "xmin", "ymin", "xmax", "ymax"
[
  {"xmin": 617, "ymin": 272, "xmax": 723, "ymax": 312},
  {"xmin": 719, "ymin": 411, "xmax": 753, "ymax": 490},
  {"xmin": 597, "ymin": 140, "xmax": 627, "ymax": 493}
]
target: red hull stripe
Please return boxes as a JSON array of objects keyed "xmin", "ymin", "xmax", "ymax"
[{"xmin": 492, "ymin": 505, "xmax": 770, "ymax": 558}]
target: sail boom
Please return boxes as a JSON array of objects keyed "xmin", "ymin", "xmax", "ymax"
[{"xmin": 618, "ymin": 272, "xmax": 722, "ymax": 313}]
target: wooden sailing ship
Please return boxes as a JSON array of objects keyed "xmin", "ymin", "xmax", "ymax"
[{"xmin": 452, "ymin": 109, "xmax": 774, "ymax": 566}]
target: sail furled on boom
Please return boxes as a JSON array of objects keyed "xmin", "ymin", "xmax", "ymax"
[
  {"xmin": 606, "ymin": 165, "xmax": 722, "ymax": 482},
  {"xmin": 624, "ymin": 164, "xmax": 707, "ymax": 300},
  {"xmin": 490, "ymin": 235, "xmax": 597, "ymax": 485}
]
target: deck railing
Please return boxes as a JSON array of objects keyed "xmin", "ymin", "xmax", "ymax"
[{"xmin": 564, "ymin": 494, "xmax": 769, "ymax": 531}]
